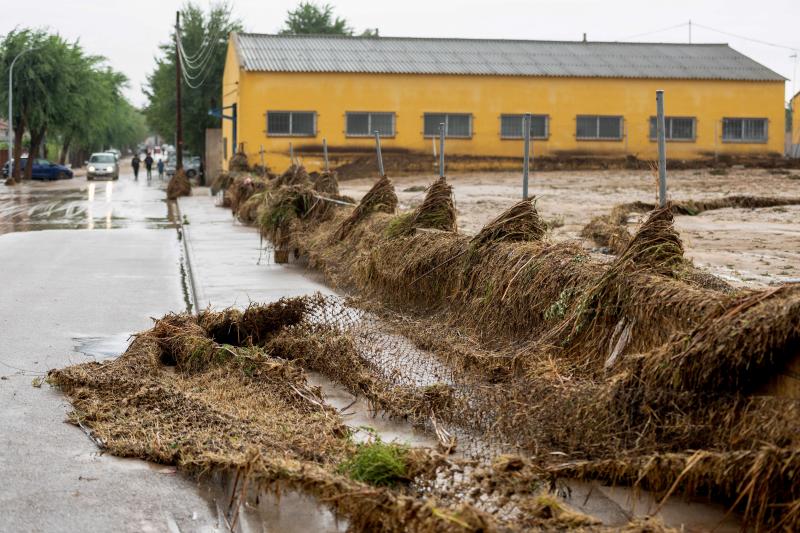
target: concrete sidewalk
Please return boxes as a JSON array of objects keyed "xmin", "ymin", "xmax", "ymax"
[{"xmin": 178, "ymin": 188, "xmax": 332, "ymax": 310}]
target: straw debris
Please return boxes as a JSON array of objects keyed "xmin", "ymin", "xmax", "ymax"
[
  {"xmin": 334, "ymin": 175, "xmax": 398, "ymax": 240},
  {"xmin": 471, "ymin": 198, "xmax": 546, "ymax": 246},
  {"xmin": 166, "ymin": 169, "xmax": 191, "ymax": 200}
]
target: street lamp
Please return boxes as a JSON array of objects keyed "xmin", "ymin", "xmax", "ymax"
[{"xmin": 7, "ymin": 46, "xmax": 39, "ymax": 180}]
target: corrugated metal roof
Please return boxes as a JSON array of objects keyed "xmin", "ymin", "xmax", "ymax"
[{"xmin": 234, "ymin": 33, "xmax": 784, "ymax": 81}]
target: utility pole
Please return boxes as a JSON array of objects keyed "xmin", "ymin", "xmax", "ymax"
[
  {"xmin": 175, "ymin": 11, "xmax": 184, "ymax": 172},
  {"xmin": 688, "ymin": 20, "xmax": 692, "ymax": 44}
]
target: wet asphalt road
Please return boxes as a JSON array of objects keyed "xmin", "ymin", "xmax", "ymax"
[{"xmin": 0, "ymin": 171, "xmax": 219, "ymax": 531}]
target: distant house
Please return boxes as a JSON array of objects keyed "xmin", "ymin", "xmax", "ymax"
[
  {"xmin": 222, "ymin": 33, "xmax": 786, "ymax": 171},
  {"xmin": 0, "ymin": 119, "xmax": 8, "ymax": 141}
]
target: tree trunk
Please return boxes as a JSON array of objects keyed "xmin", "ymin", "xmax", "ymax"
[
  {"xmin": 12, "ymin": 119, "xmax": 25, "ymax": 180},
  {"xmin": 26, "ymin": 128, "xmax": 45, "ymax": 180},
  {"xmin": 59, "ymin": 136, "xmax": 72, "ymax": 165}
]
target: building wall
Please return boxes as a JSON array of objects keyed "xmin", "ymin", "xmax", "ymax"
[
  {"xmin": 793, "ymin": 93, "xmax": 800, "ymax": 144},
  {"xmin": 204, "ymin": 128, "xmax": 222, "ymax": 184},
  {"xmin": 223, "ymin": 48, "xmax": 785, "ymax": 172}
]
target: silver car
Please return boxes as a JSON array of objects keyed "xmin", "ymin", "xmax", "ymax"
[{"xmin": 87, "ymin": 153, "xmax": 119, "ymax": 180}]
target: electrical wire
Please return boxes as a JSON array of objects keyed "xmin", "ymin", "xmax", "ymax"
[
  {"xmin": 177, "ymin": 32, "xmax": 218, "ymax": 78},
  {"xmin": 692, "ymin": 22, "xmax": 799, "ymax": 52},
  {"xmin": 178, "ymin": 25, "xmax": 221, "ymax": 70},
  {"xmin": 621, "ymin": 22, "xmax": 690, "ymax": 42},
  {"xmin": 175, "ymin": 30, "xmax": 220, "ymax": 89}
]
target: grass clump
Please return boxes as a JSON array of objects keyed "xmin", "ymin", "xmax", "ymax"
[{"xmin": 339, "ymin": 438, "xmax": 409, "ymax": 487}]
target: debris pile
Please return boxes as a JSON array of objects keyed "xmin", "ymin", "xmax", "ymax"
[{"xmin": 166, "ymin": 169, "xmax": 191, "ymax": 200}]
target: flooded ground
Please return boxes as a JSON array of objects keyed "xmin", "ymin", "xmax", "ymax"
[
  {"xmin": 0, "ymin": 176, "xmax": 174, "ymax": 235},
  {"xmin": 341, "ymin": 168, "xmax": 800, "ymax": 288}
]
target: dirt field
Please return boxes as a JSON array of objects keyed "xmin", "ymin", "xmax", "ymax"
[{"xmin": 340, "ymin": 168, "xmax": 800, "ymax": 288}]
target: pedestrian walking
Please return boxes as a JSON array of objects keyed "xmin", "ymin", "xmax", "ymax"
[
  {"xmin": 131, "ymin": 154, "xmax": 140, "ymax": 181},
  {"xmin": 157, "ymin": 159, "xmax": 165, "ymax": 180},
  {"xmin": 144, "ymin": 153, "xmax": 154, "ymax": 181}
]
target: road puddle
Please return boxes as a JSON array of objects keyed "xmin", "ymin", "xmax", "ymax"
[{"xmin": 72, "ymin": 333, "xmax": 132, "ymax": 360}]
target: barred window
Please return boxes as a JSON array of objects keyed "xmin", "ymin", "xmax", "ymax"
[
  {"xmin": 649, "ymin": 117, "xmax": 696, "ymax": 141},
  {"xmin": 500, "ymin": 115, "xmax": 549, "ymax": 139},
  {"xmin": 423, "ymin": 113, "xmax": 472, "ymax": 138},
  {"xmin": 266, "ymin": 111, "xmax": 316, "ymax": 136},
  {"xmin": 722, "ymin": 118, "xmax": 767, "ymax": 142},
  {"xmin": 346, "ymin": 112, "xmax": 396, "ymax": 137},
  {"xmin": 576, "ymin": 115, "xmax": 623, "ymax": 140}
]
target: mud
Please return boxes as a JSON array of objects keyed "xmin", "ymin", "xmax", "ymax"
[{"xmin": 340, "ymin": 167, "xmax": 800, "ymax": 288}]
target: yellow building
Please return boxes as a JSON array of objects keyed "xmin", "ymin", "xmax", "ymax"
[{"xmin": 222, "ymin": 34, "xmax": 786, "ymax": 172}]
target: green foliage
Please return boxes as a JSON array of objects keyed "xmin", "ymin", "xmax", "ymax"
[
  {"xmin": 338, "ymin": 438, "xmax": 409, "ymax": 487},
  {"xmin": 144, "ymin": 2, "xmax": 241, "ymax": 156},
  {"xmin": 280, "ymin": 2, "xmax": 352, "ymax": 35}
]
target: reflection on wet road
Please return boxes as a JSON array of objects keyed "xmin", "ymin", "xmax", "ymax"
[{"xmin": 0, "ymin": 176, "xmax": 174, "ymax": 234}]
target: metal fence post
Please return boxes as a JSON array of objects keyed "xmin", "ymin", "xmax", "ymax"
[
  {"xmin": 522, "ymin": 113, "xmax": 531, "ymax": 200},
  {"xmin": 656, "ymin": 90, "xmax": 667, "ymax": 208},
  {"xmin": 289, "ymin": 142, "xmax": 294, "ymax": 167},
  {"xmin": 439, "ymin": 123, "xmax": 445, "ymax": 178},
  {"xmin": 323, "ymin": 138, "xmax": 329, "ymax": 172},
  {"xmin": 259, "ymin": 144, "xmax": 265, "ymax": 171},
  {"xmin": 374, "ymin": 131, "xmax": 385, "ymax": 177}
]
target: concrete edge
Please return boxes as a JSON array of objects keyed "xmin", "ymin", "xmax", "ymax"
[{"xmin": 174, "ymin": 197, "xmax": 202, "ymax": 314}]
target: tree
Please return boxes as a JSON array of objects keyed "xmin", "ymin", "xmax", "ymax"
[
  {"xmin": 0, "ymin": 29, "xmax": 45, "ymax": 180},
  {"xmin": 280, "ymin": 2, "xmax": 352, "ymax": 35},
  {"xmin": 143, "ymin": 2, "xmax": 241, "ymax": 158},
  {"xmin": 1, "ymin": 29, "xmax": 143, "ymax": 183}
]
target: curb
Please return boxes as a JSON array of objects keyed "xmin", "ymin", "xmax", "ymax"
[{"xmin": 173, "ymin": 197, "xmax": 202, "ymax": 314}]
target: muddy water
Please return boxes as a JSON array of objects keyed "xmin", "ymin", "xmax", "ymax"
[
  {"xmin": 199, "ymin": 470, "xmax": 347, "ymax": 533},
  {"xmin": 563, "ymin": 480, "xmax": 742, "ymax": 532},
  {"xmin": 307, "ymin": 371, "xmax": 439, "ymax": 447}
]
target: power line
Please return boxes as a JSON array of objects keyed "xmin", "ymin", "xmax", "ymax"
[
  {"xmin": 692, "ymin": 22, "xmax": 799, "ymax": 53},
  {"xmin": 177, "ymin": 33, "xmax": 218, "ymax": 82},
  {"xmin": 621, "ymin": 22, "xmax": 689, "ymax": 42},
  {"xmin": 620, "ymin": 20, "xmax": 799, "ymax": 53}
]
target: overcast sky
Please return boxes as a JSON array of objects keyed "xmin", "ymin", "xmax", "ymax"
[{"xmin": 3, "ymin": 0, "xmax": 799, "ymax": 107}]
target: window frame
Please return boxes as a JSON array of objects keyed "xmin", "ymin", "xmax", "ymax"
[
  {"xmin": 575, "ymin": 115, "xmax": 624, "ymax": 141},
  {"xmin": 345, "ymin": 111, "xmax": 397, "ymax": 138},
  {"xmin": 499, "ymin": 114, "xmax": 550, "ymax": 140},
  {"xmin": 266, "ymin": 110, "xmax": 317, "ymax": 137},
  {"xmin": 648, "ymin": 116, "xmax": 697, "ymax": 142},
  {"xmin": 423, "ymin": 113, "xmax": 473, "ymax": 139},
  {"xmin": 721, "ymin": 117, "xmax": 768, "ymax": 144}
]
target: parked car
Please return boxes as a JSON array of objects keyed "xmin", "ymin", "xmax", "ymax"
[
  {"xmin": 165, "ymin": 156, "xmax": 202, "ymax": 178},
  {"xmin": 86, "ymin": 153, "xmax": 119, "ymax": 180},
  {"xmin": 2, "ymin": 158, "xmax": 73, "ymax": 180}
]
